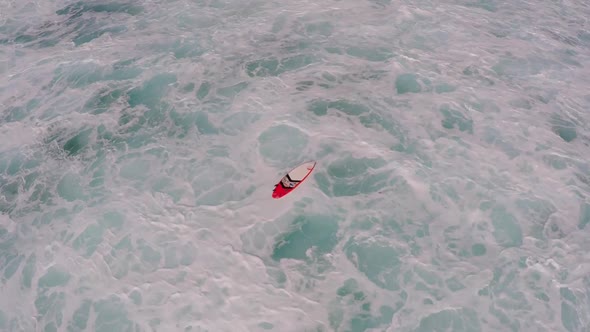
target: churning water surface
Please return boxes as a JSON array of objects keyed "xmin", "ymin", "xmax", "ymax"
[{"xmin": 1, "ymin": 0, "xmax": 590, "ymax": 331}]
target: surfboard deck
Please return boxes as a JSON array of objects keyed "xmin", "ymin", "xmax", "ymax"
[{"xmin": 272, "ymin": 161, "xmax": 316, "ymax": 199}]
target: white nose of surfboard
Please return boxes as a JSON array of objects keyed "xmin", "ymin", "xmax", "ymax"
[{"xmin": 288, "ymin": 161, "xmax": 316, "ymax": 181}]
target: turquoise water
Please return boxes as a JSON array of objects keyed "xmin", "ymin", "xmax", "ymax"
[{"xmin": 1, "ymin": 0, "xmax": 590, "ymax": 331}]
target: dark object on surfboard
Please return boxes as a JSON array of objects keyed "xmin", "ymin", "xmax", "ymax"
[{"xmin": 272, "ymin": 161, "xmax": 316, "ymax": 199}]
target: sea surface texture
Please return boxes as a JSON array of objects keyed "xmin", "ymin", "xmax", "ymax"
[{"xmin": 1, "ymin": 0, "xmax": 590, "ymax": 331}]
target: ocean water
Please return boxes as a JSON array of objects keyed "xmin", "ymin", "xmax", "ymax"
[{"xmin": 1, "ymin": 0, "xmax": 590, "ymax": 331}]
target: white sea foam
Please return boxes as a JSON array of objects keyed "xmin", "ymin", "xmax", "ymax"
[{"xmin": 0, "ymin": 0, "xmax": 589, "ymax": 331}]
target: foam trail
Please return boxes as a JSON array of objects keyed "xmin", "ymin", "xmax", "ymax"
[{"xmin": 0, "ymin": 0, "xmax": 589, "ymax": 331}]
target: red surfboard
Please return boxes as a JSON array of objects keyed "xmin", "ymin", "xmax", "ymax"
[{"xmin": 272, "ymin": 161, "xmax": 316, "ymax": 199}]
